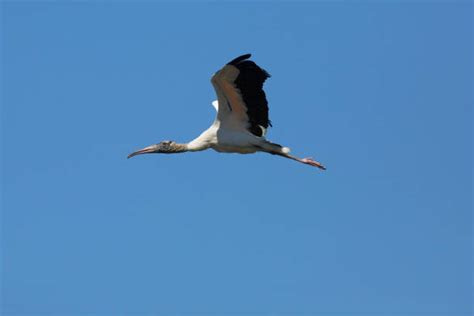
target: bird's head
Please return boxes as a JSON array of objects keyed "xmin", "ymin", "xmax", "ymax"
[{"xmin": 127, "ymin": 140, "xmax": 187, "ymax": 158}]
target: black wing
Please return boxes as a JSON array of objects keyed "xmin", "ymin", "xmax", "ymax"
[{"xmin": 227, "ymin": 54, "xmax": 272, "ymax": 137}]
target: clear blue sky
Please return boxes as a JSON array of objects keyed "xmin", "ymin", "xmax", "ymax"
[{"xmin": 1, "ymin": 1, "xmax": 472, "ymax": 315}]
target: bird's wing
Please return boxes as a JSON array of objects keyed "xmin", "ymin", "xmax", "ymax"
[{"xmin": 210, "ymin": 54, "xmax": 271, "ymax": 137}]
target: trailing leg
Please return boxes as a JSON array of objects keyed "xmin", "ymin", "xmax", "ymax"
[{"xmin": 257, "ymin": 140, "xmax": 326, "ymax": 170}]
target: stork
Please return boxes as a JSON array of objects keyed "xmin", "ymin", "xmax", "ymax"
[{"xmin": 128, "ymin": 54, "xmax": 326, "ymax": 170}]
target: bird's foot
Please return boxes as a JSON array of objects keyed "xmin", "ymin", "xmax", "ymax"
[{"xmin": 301, "ymin": 157, "xmax": 326, "ymax": 170}]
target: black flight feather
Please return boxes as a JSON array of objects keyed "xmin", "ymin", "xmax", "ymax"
[
  {"xmin": 227, "ymin": 54, "xmax": 272, "ymax": 137},
  {"xmin": 227, "ymin": 54, "xmax": 252, "ymax": 66}
]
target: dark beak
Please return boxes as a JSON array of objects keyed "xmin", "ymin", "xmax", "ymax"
[{"xmin": 127, "ymin": 145, "xmax": 157, "ymax": 159}]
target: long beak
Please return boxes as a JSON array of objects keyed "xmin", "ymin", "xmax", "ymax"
[{"xmin": 127, "ymin": 145, "xmax": 157, "ymax": 159}]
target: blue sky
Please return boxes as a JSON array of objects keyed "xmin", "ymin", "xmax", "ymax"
[{"xmin": 1, "ymin": 1, "xmax": 472, "ymax": 315}]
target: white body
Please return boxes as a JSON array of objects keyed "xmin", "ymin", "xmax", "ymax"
[{"xmin": 187, "ymin": 100, "xmax": 288, "ymax": 155}]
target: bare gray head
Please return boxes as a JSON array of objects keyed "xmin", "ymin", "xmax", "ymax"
[{"xmin": 127, "ymin": 140, "xmax": 187, "ymax": 158}]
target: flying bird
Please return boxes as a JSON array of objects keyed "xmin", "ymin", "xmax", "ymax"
[{"xmin": 128, "ymin": 54, "xmax": 325, "ymax": 170}]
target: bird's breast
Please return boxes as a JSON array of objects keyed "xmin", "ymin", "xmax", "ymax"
[
  {"xmin": 212, "ymin": 145, "xmax": 258, "ymax": 154},
  {"xmin": 211, "ymin": 129, "xmax": 260, "ymax": 154}
]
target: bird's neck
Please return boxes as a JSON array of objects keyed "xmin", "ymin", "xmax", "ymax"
[
  {"xmin": 184, "ymin": 127, "xmax": 214, "ymax": 152},
  {"xmin": 169, "ymin": 143, "xmax": 189, "ymax": 153},
  {"xmin": 186, "ymin": 138, "xmax": 211, "ymax": 152}
]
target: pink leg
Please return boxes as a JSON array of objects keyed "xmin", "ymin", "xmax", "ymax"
[
  {"xmin": 264, "ymin": 146, "xmax": 326, "ymax": 170},
  {"xmin": 276, "ymin": 153, "xmax": 326, "ymax": 170},
  {"xmin": 298, "ymin": 157, "xmax": 326, "ymax": 170}
]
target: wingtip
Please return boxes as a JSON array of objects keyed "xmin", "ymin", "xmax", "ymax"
[{"xmin": 227, "ymin": 53, "xmax": 252, "ymax": 65}]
